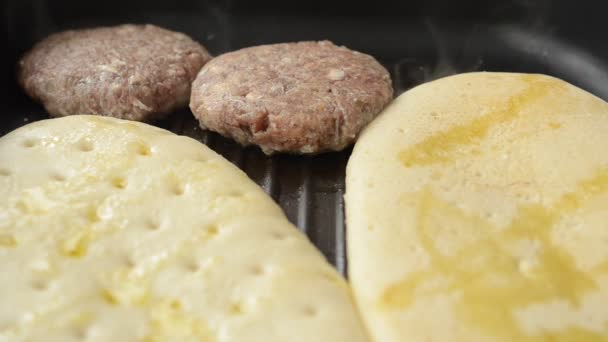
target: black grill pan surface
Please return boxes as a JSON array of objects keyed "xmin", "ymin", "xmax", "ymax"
[{"xmin": 4, "ymin": 0, "xmax": 608, "ymax": 276}]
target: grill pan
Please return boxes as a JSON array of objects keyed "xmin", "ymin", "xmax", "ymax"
[{"xmin": 4, "ymin": 0, "xmax": 608, "ymax": 276}]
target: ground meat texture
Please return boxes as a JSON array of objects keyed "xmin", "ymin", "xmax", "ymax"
[
  {"xmin": 18, "ymin": 24, "xmax": 211, "ymax": 121},
  {"xmin": 189, "ymin": 41, "xmax": 393, "ymax": 154}
]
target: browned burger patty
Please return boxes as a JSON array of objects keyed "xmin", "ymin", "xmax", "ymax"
[
  {"xmin": 189, "ymin": 41, "xmax": 393, "ymax": 154},
  {"xmin": 18, "ymin": 24, "xmax": 211, "ymax": 121}
]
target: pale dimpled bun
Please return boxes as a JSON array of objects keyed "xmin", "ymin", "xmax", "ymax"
[
  {"xmin": 345, "ymin": 72, "xmax": 608, "ymax": 341},
  {"xmin": 190, "ymin": 41, "xmax": 393, "ymax": 155},
  {"xmin": 0, "ymin": 115, "xmax": 369, "ymax": 342}
]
